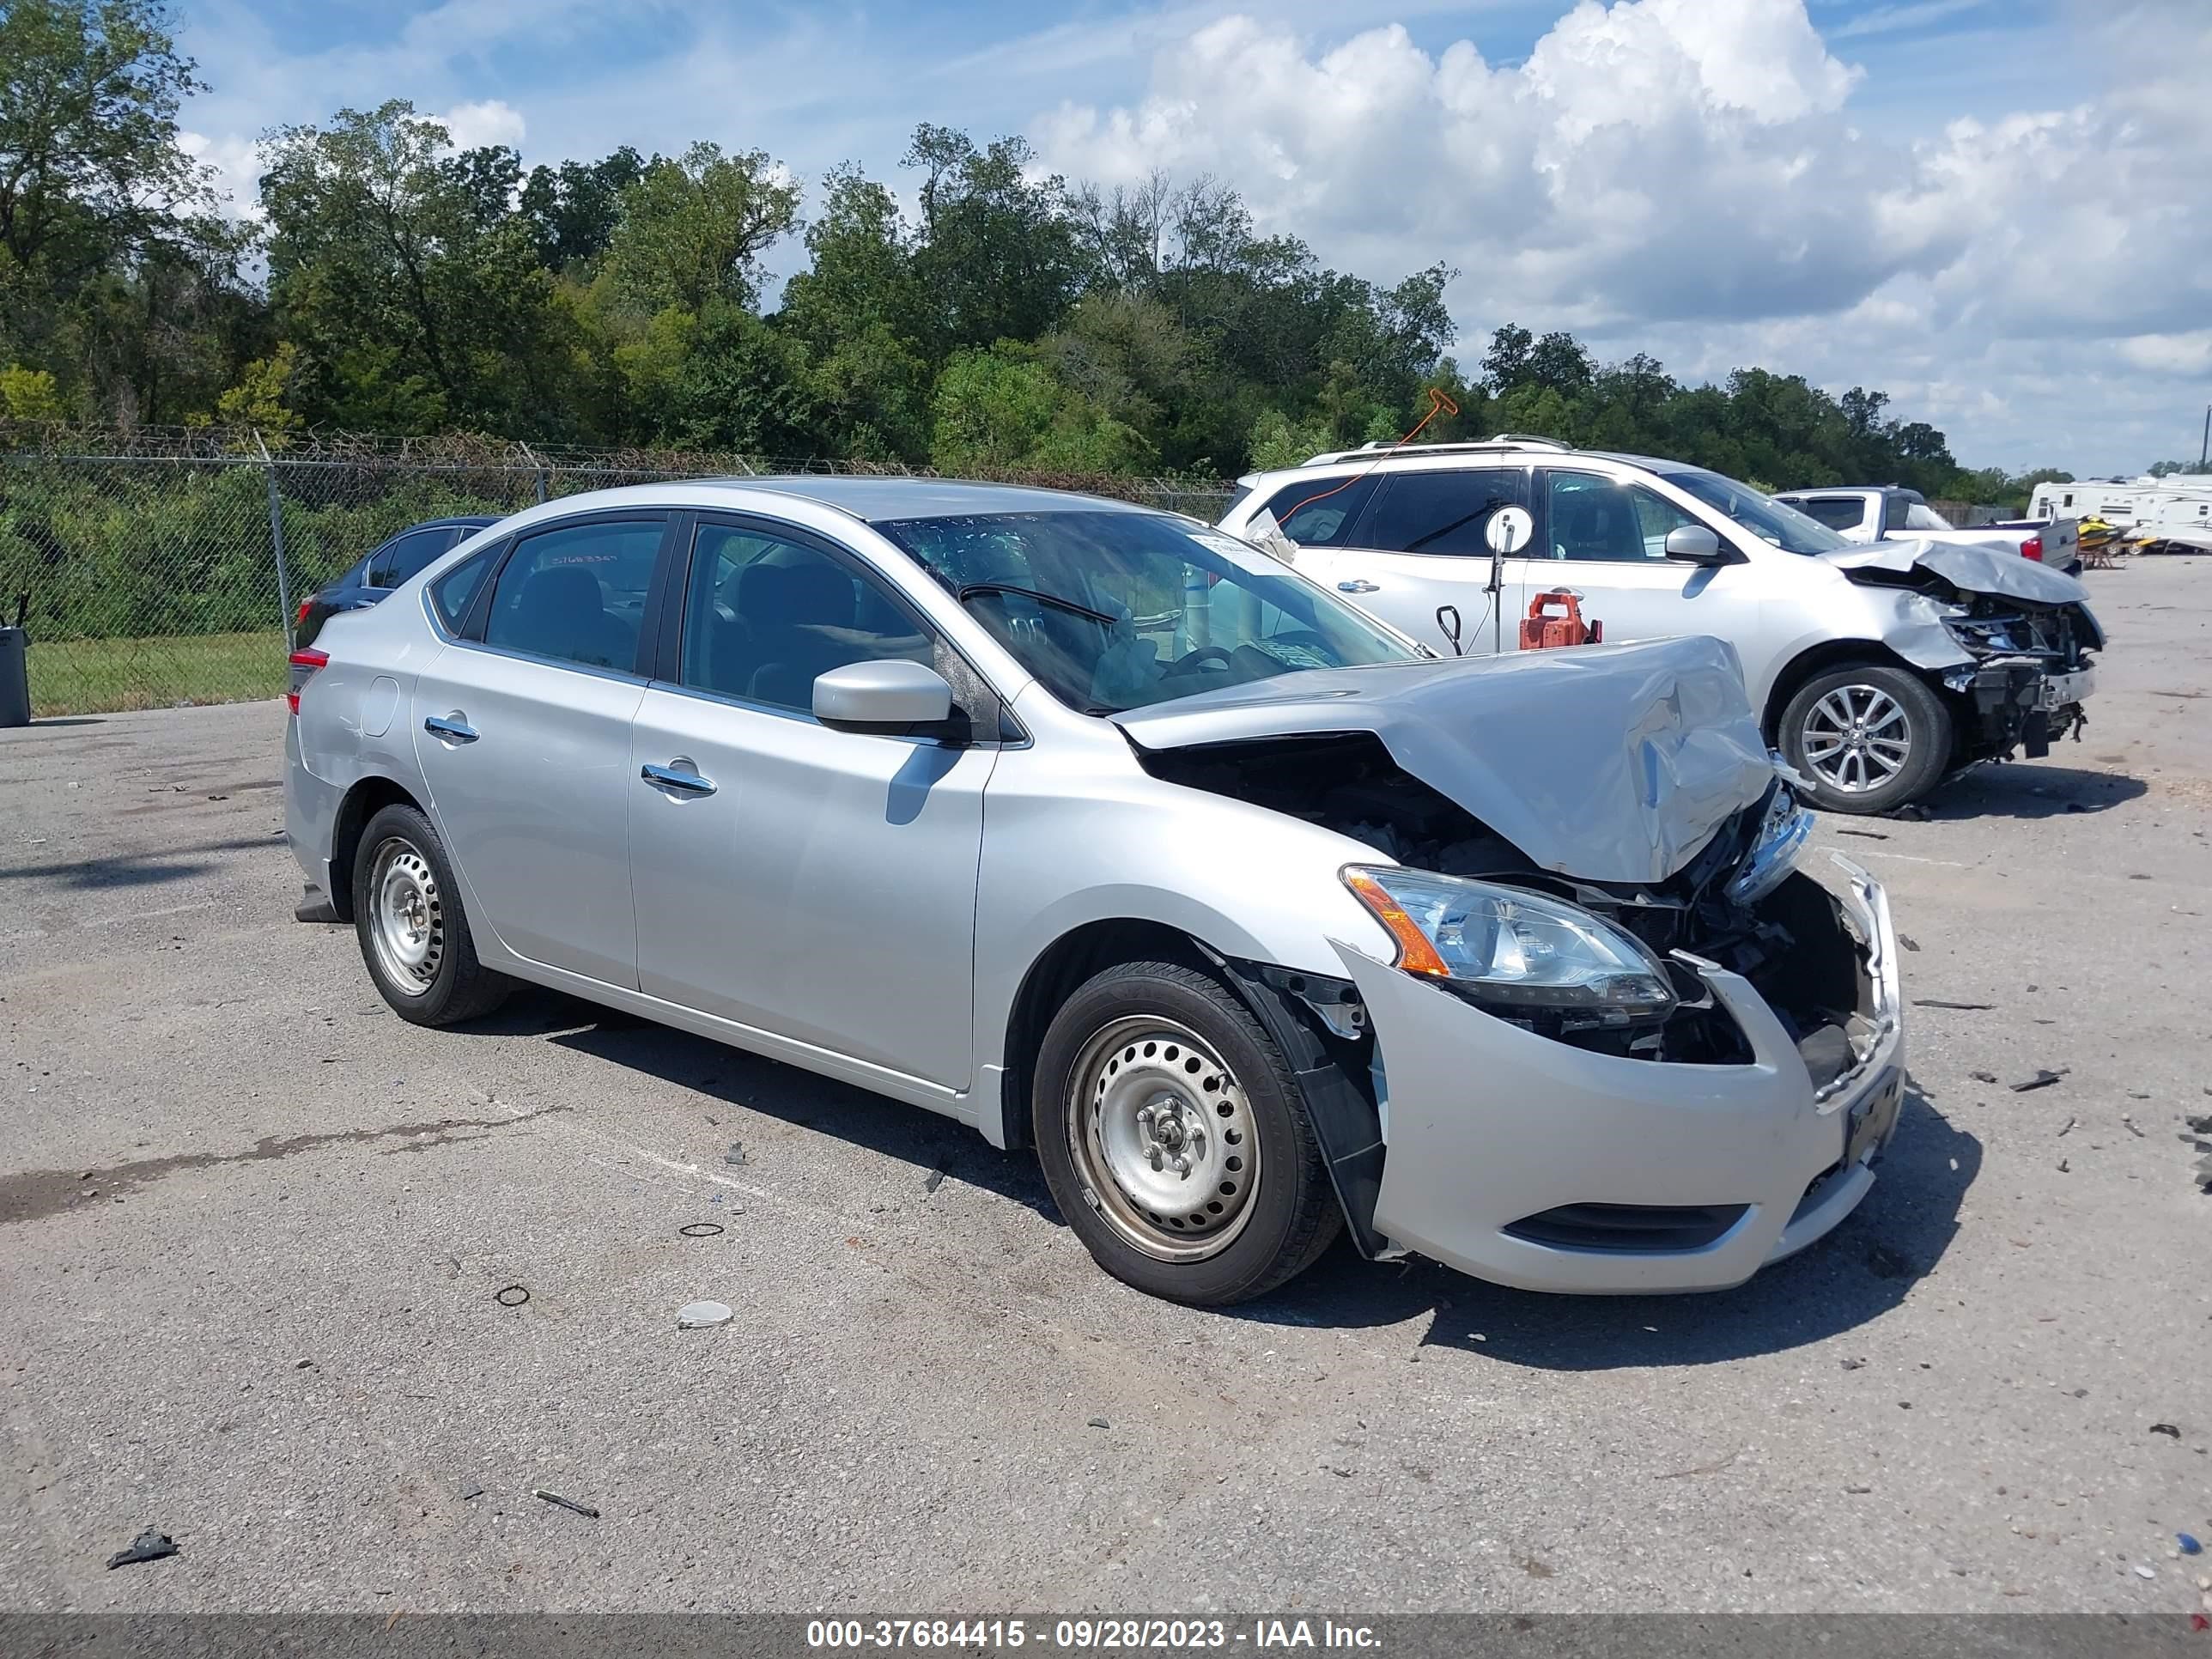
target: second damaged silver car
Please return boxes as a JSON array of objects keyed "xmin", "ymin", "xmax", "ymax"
[{"xmin": 286, "ymin": 479, "xmax": 1903, "ymax": 1305}]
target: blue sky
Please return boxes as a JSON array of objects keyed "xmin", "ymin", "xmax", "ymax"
[{"xmin": 171, "ymin": 0, "xmax": 2211, "ymax": 477}]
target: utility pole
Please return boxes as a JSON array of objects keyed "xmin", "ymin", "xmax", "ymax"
[{"xmin": 2200, "ymin": 403, "xmax": 2209, "ymax": 471}]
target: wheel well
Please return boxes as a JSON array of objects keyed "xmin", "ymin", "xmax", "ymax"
[
  {"xmin": 1762, "ymin": 641, "xmax": 1930, "ymax": 745},
  {"xmin": 327, "ymin": 776, "xmax": 424, "ymax": 921},
  {"xmin": 997, "ymin": 919, "xmax": 1212, "ymax": 1151}
]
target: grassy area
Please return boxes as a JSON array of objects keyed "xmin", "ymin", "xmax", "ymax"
[{"xmin": 27, "ymin": 629, "xmax": 288, "ymax": 717}]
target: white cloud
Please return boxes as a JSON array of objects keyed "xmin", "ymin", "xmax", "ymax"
[
  {"xmin": 1031, "ymin": 0, "xmax": 2212, "ymax": 471},
  {"xmin": 1831, "ymin": 0, "xmax": 1986, "ymax": 40},
  {"xmin": 432, "ymin": 98, "xmax": 527, "ymax": 153},
  {"xmin": 179, "ymin": 129, "xmax": 264, "ymax": 221}
]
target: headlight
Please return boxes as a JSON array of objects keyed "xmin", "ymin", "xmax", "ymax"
[
  {"xmin": 1343, "ymin": 866, "xmax": 1676, "ymax": 1022},
  {"xmin": 1725, "ymin": 783, "xmax": 1812, "ymax": 907}
]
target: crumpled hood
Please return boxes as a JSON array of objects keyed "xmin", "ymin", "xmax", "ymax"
[
  {"xmin": 1820, "ymin": 538, "xmax": 2092, "ymax": 607},
  {"xmin": 1112, "ymin": 635, "xmax": 1776, "ymax": 884}
]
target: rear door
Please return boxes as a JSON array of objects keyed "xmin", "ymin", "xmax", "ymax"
[
  {"xmin": 625, "ymin": 513, "xmax": 998, "ymax": 1088},
  {"xmin": 1289, "ymin": 466, "xmax": 1535, "ymax": 657},
  {"xmin": 410, "ymin": 511, "xmax": 673, "ymax": 988}
]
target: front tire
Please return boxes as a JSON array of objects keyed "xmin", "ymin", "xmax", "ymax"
[
  {"xmin": 1780, "ymin": 664, "xmax": 1952, "ymax": 816},
  {"xmin": 352, "ymin": 803, "xmax": 514, "ymax": 1026},
  {"xmin": 1032, "ymin": 960, "xmax": 1340, "ymax": 1305}
]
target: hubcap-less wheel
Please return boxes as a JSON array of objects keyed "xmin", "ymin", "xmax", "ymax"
[
  {"xmin": 1800, "ymin": 684, "xmax": 1912, "ymax": 795},
  {"xmin": 1067, "ymin": 1015, "xmax": 1260, "ymax": 1263},
  {"xmin": 367, "ymin": 836, "xmax": 444, "ymax": 996}
]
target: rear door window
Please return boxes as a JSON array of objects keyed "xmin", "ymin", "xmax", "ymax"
[
  {"xmin": 1359, "ymin": 470, "xmax": 1529, "ymax": 556},
  {"xmin": 482, "ymin": 518, "xmax": 665, "ymax": 673},
  {"xmin": 367, "ymin": 527, "xmax": 453, "ymax": 588}
]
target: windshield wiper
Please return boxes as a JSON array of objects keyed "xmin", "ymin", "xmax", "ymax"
[{"xmin": 955, "ymin": 580, "xmax": 1119, "ymax": 628}]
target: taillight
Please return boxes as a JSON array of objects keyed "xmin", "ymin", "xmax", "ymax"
[
  {"xmin": 287, "ymin": 647, "xmax": 328, "ymax": 714},
  {"xmin": 295, "ymin": 597, "xmax": 312, "ymax": 626},
  {"xmin": 2021, "ymin": 535, "xmax": 2043, "ymax": 562}
]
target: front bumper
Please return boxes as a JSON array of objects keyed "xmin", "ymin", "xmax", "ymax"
[{"xmin": 1334, "ymin": 859, "xmax": 1904, "ymax": 1295}]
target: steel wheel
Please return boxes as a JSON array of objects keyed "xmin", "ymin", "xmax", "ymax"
[
  {"xmin": 1066, "ymin": 1014, "xmax": 1261, "ymax": 1264},
  {"xmin": 365, "ymin": 835, "xmax": 445, "ymax": 997},
  {"xmin": 1799, "ymin": 683, "xmax": 1912, "ymax": 795}
]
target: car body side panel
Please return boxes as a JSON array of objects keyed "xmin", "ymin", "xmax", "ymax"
[
  {"xmin": 627, "ymin": 685, "xmax": 998, "ymax": 1091},
  {"xmin": 408, "ymin": 644, "xmax": 646, "ymax": 989}
]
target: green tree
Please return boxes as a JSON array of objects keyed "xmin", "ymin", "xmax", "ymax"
[
  {"xmin": 930, "ymin": 343, "xmax": 1152, "ymax": 475},
  {"xmin": 0, "ymin": 0, "xmax": 245, "ymax": 420},
  {"xmin": 259, "ymin": 100, "xmax": 573, "ymax": 433},
  {"xmin": 905, "ymin": 125, "xmax": 1083, "ymax": 356},
  {"xmin": 600, "ymin": 142, "xmax": 800, "ymax": 314}
]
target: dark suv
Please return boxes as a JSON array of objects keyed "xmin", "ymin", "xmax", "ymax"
[{"xmin": 289, "ymin": 517, "xmax": 501, "ymax": 700}]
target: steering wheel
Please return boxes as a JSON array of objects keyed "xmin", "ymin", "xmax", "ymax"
[{"xmin": 1163, "ymin": 646, "xmax": 1235, "ymax": 677}]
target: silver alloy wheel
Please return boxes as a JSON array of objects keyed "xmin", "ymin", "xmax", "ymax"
[
  {"xmin": 1066, "ymin": 1014, "xmax": 1260, "ymax": 1263},
  {"xmin": 1800, "ymin": 684, "xmax": 1913, "ymax": 794},
  {"xmin": 366, "ymin": 836, "xmax": 444, "ymax": 996}
]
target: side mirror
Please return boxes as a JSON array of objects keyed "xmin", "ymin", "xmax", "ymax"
[
  {"xmin": 812, "ymin": 659, "xmax": 955, "ymax": 733},
  {"xmin": 1663, "ymin": 525, "xmax": 1727, "ymax": 565}
]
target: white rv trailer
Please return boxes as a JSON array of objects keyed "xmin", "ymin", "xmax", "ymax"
[{"xmin": 2029, "ymin": 476, "xmax": 2212, "ymax": 528}]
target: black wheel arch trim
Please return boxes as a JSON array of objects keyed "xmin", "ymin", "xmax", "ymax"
[{"xmin": 1206, "ymin": 948, "xmax": 1389, "ymax": 1261}]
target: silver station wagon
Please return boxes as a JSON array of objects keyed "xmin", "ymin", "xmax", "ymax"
[{"xmin": 286, "ymin": 478, "xmax": 1905, "ymax": 1305}]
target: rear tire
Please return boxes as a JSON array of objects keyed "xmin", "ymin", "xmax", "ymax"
[
  {"xmin": 1779, "ymin": 665, "xmax": 1951, "ymax": 816},
  {"xmin": 1032, "ymin": 960, "xmax": 1340, "ymax": 1305},
  {"xmin": 352, "ymin": 803, "xmax": 514, "ymax": 1026}
]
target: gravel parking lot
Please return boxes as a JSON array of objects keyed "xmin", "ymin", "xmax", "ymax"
[{"xmin": 3, "ymin": 558, "xmax": 2208, "ymax": 1618}]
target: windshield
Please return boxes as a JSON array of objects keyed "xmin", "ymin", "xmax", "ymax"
[
  {"xmin": 875, "ymin": 509, "xmax": 1421, "ymax": 714},
  {"xmin": 1669, "ymin": 469, "xmax": 1851, "ymax": 556}
]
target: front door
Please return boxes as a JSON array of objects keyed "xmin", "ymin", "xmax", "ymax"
[
  {"xmin": 626, "ymin": 515, "xmax": 996, "ymax": 1090},
  {"xmin": 410, "ymin": 513, "xmax": 670, "ymax": 988},
  {"xmin": 1528, "ymin": 468, "xmax": 1763, "ymax": 663}
]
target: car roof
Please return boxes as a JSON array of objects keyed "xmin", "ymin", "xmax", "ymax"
[
  {"xmin": 684, "ymin": 476, "xmax": 1158, "ymax": 522},
  {"xmin": 1244, "ymin": 447, "xmax": 1698, "ymax": 489}
]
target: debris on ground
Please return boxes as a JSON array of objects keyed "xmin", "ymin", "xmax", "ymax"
[
  {"xmin": 2121, "ymin": 1115, "xmax": 2145, "ymax": 1139},
  {"xmin": 532, "ymin": 1488, "xmax": 599, "ymax": 1519},
  {"xmin": 677, "ymin": 1222, "xmax": 724, "ymax": 1238},
  {"xmin": 1844, "ymin": 1484, "xmax": 1872, "ymax": 1495},
  {"xmin": 1087, "ymin": 1416, "xmax": 1109, "ymax": 1429},
  {"xmin": 2057, "ymin": 1116, "xmax": 2076, "ymax": 1138},
  {"xmin": 1971, "ymin": 1071, "xmax": 1999, "ymax": 1085},
  {"xmin": 1838, "ymin": 1358, "xmax": 1866, "ymax": 1371},
  {"xmin": 676, "ymin": 1300, "xmax": 732, "ymax": 1329},
  {"xmin": 2149, "ymin": 1423, "xmax": 2182, "ymax": 1438},
  {"xmin": 1865, "ymin": 1244, "xmax": 1915, "ymax": 1279},
  {"xmin": 2133, "ymin": 1563, "xmax": 2156, "ymax": 1580},
  {"xmin": 2179, "ymin": 1532, "xmax": 2203, "ymax": 1555},
  {"xmin": 722, "ymin": 1142, "xmax": 747, "ymax": 1167},
  {"xmin": 924, "ymin": 1166, "xmax": 946, "ymax": 1194},
  {"xmin": 494, "ymin": 1285, "xmax": 529, "ymax": 1308},
  {"xmin": 1837, "ymin": 829, "xmax": 1889, "ymax": 841},
  {"xmin": 459, "ymin": 1484, "xmax": 484, "ymax": 1502},
  {"xmin": 1898, "ymin": 935, "xmax": 1921, "ymax": 951},
  {"xmin": 1916, "ymin": 999, "xmax": 1994, "ymax": 1012},
  {"xmin": 2057, "ymin": 1158, "xmax": 2069, "ymax": 1173},
  {"xmin": 106, "ymin": 1528, "xmax": 179, "ymax": 1569},
  {"xmin": 2010, "ymin": 1070, "xmax": 2067, "ymax": 1093}
]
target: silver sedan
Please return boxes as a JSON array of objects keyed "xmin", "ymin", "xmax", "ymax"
[{"xmin": 286, "ymin": 478, "xmax": 1905, "ymax": 1304}]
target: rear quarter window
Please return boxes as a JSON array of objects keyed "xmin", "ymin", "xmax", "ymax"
[
  {"xmin": 1255, "ymin": 475, "xmax": 1381, "ymax": 546},
  {"xmin": 429, "ymin": 543, "xmax": 502, "ymax": 632}
]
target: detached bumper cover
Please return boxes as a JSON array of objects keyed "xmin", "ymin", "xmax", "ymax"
[{"xmin": 1334, "ymin": 860, "xmax": 1904, "ymax": 1294}]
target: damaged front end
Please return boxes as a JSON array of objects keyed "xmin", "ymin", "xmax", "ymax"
[
  {"xmin": 1831, "ymin": 540, "xmax": 2104, "ymax": 762},
  {"xmin": 1132, "ymin": 688, "xmax": 1905, "ymax": 1291}
]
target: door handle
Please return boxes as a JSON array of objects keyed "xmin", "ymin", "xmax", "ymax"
[
  {"xmin": 423, "ymin": 714, "xmax": 478, "ymax": 744},
  {"xmin": 1338, "ymin": 579, "xmax": 1381, "ymax": 593},
  {"xmin": 641, "ymin": 762, "xmax": 717, "ymax": 797}
]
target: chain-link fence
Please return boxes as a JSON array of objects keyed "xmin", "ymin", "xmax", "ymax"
[{"xmin": 0, "ymin": 427, "xmax": 1234, "ymax": 718}]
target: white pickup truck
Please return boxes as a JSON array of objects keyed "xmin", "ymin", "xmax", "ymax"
[{"xmin": 1774, "ymin": 486, "xmax": 2081, "ymax": 575}]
